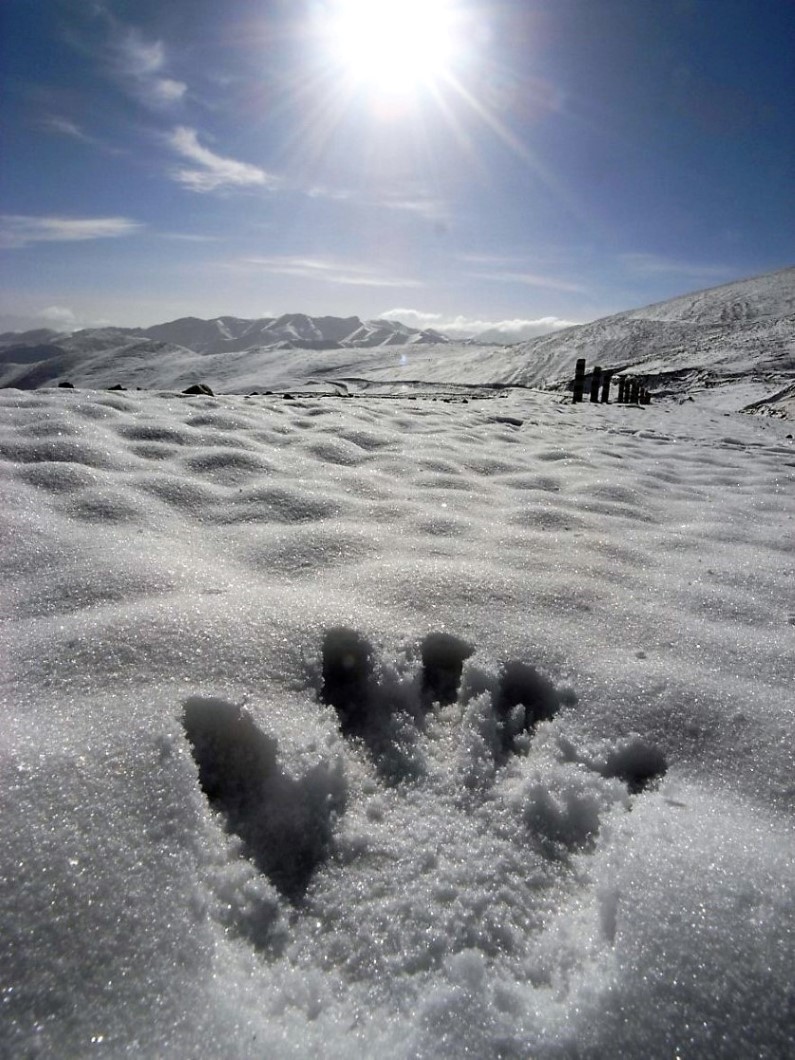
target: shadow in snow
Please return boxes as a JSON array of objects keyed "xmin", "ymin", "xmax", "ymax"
[
  {"xmin": 321, "ymin": 626, "xmax": 423, "ymax": 783},
  {"xmin": 421, "ymin": 632, "xmax": 474, "ymax": 707},
  {"xmin": 494, "ymin": 660, "xmax": 576, "ymax": 760},
  {"xmin": 600, "ymin": 737, "xmax": 668, "ymax": 794},
  {"xmin": 182, "ymin": 696, "xmax": 345, "ymax": 904},
  {"xmin": 321, "ymin": 626, "xmax": 373, "ymax": 738}
]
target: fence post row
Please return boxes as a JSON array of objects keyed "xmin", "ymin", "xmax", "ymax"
[{"xmin": 571, "ymin": 360, "xmax": 651, "ymax": 405}]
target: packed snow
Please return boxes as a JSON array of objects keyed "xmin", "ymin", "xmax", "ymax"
[{"xmin": 1, "ymin": 358, "xmax": 793, "ymax": 1057}]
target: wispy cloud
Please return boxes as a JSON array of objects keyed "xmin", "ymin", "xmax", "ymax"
[
  {"xmin": 619, "ymin": 253, "xmax": 732, "ymax": 280},
  {"xmin": 458, "ymin": 251, "xmax": 591, "ymax": 294},
  {"xmin": 383, "ymin": 308, "xmax": 579, "ymax": 339},
  {"xmin": 40, "ymin": 114, "xmax": 124, "ymax": 156},
  {"xmin": 458, "ymin": 253, "xmax": 519, "ymax": 268},
  {"xmin": 42, "ymin": 115, "xmax": 91, "ymax": 141},
  {"xmin": 239, "ymin": 256, "xmax": 422, "ymax": 289},
  {"xmin": 168, "ymin": 127, "xmax": 277, "ymax": 193},
  {"xmin": 308, "ymin": 183, "xmax": 450, "ymax": 223},
  {"xmin": 157, "ymin": 232, "xmax": 222, "ymax": 243},
  {"xmin": 0, "ymin": 215, "xmax": 144, "ymax": 250},
  {"xmin": 306, "ymin": 185, "xmax": 355, "ymax": 203},
  {"xmin": 467, "ymin": 269, "xmax": 588, "ymax": 294},
  {"xmin": 115, "ymin": 27, "xmax": 187, "ymax": 108},
  {"xmin": 378, "ymin": 194, "xmax": 449, "ymax": 224}
]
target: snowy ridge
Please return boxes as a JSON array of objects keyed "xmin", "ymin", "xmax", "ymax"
[
  {"xmin": 626, "ymin": 266, "xmax": 795, "ymax": 325},
  {"xmin": 133, "ymin": 312, "xmax": 447, "ymax": 354}
]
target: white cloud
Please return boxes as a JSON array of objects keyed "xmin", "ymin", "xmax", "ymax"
[
  {"xmin": 382, "ymin": 307, "xmax": 579, "ymax": 340},
  {"xmin": 241, "ymin": 255, "xmax": 421, "ymax": 289},
  {"xmin": 116, "ymin": 28, "xmax": 187, "ymax": 109},
  {"xmin": 0, "ymin": 215, "xmax": 144, "ymax": 249},
  {"xmin": 38, "ymin": 306, "xmax": 111, "ymax": 332},
  {"xmin": 381, "ymin": 308, "xmax": 443, "ymax": 327},
  {"xmin": 168, "ymin": 127, "xmax": 277, "ymax": 193},
  {"xmin": 39, "ymin": 305, "xmax": 78, "ymax": 329},
  {"xmin": 474, "ymin": 316, "xmax": 579, "ymax": 340}
]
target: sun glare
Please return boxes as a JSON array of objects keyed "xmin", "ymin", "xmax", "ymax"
[{"xmin": 324, "ymin": 0, "xmax": 461, "ymax": 96}]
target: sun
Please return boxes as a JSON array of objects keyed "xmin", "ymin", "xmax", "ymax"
[{"xmin": 322, "ymin": 0, "xmax": 462, "ymax": 97}]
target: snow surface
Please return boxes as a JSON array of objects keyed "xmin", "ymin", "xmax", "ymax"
[{"xmin": 1, "ymin": 375, "xmax": 793, "ymax": 1058}]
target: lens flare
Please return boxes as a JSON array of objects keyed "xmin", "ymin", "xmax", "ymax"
[{"xmin": 324, "ymin": 0, "xmax": 461, "ymax": 96}]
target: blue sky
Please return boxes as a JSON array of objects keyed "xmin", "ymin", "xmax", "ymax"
[{"xmin": 1, "ymin": 0, "xmax": 793, "ymax": 337}]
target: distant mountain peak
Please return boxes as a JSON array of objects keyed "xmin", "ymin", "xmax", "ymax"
[{"xmin": 123, "ymin": 313, "xmax": 452, "ymax": 354}]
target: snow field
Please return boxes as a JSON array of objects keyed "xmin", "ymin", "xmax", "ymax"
[{"xmin": 1, "ymin": 385, "xmax": 793, "ymax": 1057}]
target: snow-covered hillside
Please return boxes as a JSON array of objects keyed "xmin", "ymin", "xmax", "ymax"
[
  {"xmin": 499, "ymin": 266, "xmax": 795, "ymax": 395},
  {"xmin": 363, "ymin": 267, "xmax": 795, "ymax": 413},
  {"xmin": 0, "ymin": 331, "xmax": 201, "ymax": 392},
  {"xmin": 628, "ymin": 266, "xmax": 795, "ymax": 325}
]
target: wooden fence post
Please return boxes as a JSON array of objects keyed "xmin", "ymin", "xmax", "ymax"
[
  {"xmin": 590, "ymin": 366, "xmax": 602, "ymax": 402},
  {"xmin": 572, "ymin": 358, "xmax": 586, "ymax": 402},
  {"xmin": 601, "ymin": 370, "xmax": 614, "ymax": 403}
]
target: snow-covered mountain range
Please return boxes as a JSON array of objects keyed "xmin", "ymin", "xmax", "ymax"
[
  {"xmin": 138, "ymin": 312, "xmax": 451, "ymax": 353},
  {"xmin": 0, "ymin": 313, "xmax": 448, "ymax": 392},
  {"xmin": 0, "ymin": 312, "xmax": 448, "ymax": 358},
  {"xmin": 1, "ymin": 267, "xmax": 792, "ymax": 413}
]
